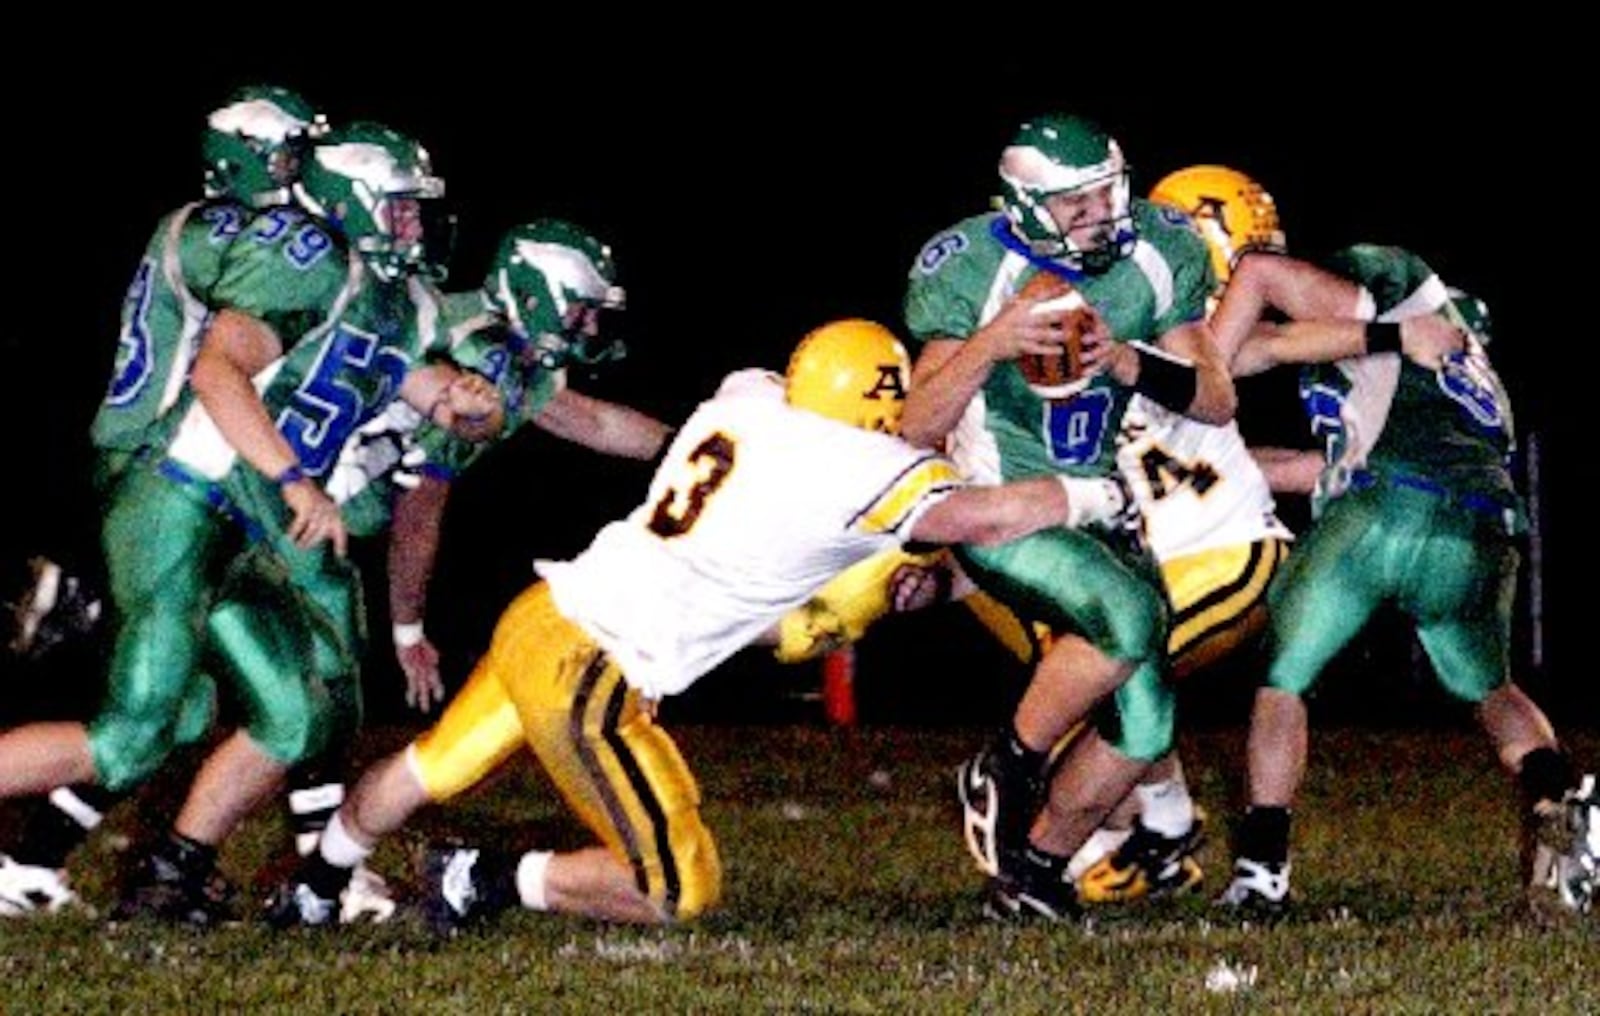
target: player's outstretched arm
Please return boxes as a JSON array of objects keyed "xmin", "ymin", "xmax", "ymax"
[
  {"xmin": 911, "ymin": 475, "xmax": 1125, "ymax": 547},
  {"xmin": 535, "ymin": 388, "xmax": 673, "ymax": 460}
]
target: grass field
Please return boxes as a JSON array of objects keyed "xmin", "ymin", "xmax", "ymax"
[{"xmin": 3, "ymin": 722, "xmax": 1595, "ymax": 1014}]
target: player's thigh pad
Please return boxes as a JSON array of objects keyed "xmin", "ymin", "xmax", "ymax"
[
  {"xmin": 90, "ymin": 471, "xmax": 231, "ymax": 790},
  {"xmin": 412, "ymin": 654, "xmax": 528, "ymax": 801},
  {"xmin": 960, "ymin": 527, "xmax": 1167, "ymax": 661},
  {"xmin": 1409, "ymin": 529, "xmax": 1520, "ymax": 703}
]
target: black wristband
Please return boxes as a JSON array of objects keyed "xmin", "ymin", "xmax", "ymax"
[
  {"xmin": 1132, "ymin": 348, "xmax": 1199, "ymax": 412},
  {"xmin": 1364, "ymin": 321, "xmax": 1402, "ymax": 355}
]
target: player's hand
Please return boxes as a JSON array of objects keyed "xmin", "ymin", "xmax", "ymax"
[
  {"xmin": 282, "ymin": 480, "xmax": 348, "ymax": 557},
  {"xmin": 1400, "ymin": 314, "xmax": 1467, "ymax": 369},
  {"xmin": 887, "ymin": 560, "xmax": 949, "ymax": 615},
  {"xmin": 1079, "ymin": 325, "xmax": 1133, "ymax": 383},
  {"xmin": 975, "ymin": 290, "xmax": 1076, "ymax": 364},
  {"xmin": 398, "ymin": 637, "xmax": 445, "ymax": 712},
  {"xmin": 432, "ymin": 371, "xmax": 503, "ymax": 440}
]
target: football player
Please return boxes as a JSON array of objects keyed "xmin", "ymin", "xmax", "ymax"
[
  {"xmin": 265, "ymin": 318, "xmax": 1134, "ymax": 929},
  {"xmin": 903, "ymin": 112, "xmax": 1236, "ymax": 920},
  {"xmin": 0, "ymin": 117, "xmax": 493, "ymax": 925},
  {"xmin": 329, "ymin": 218, "xmax": 671, "ymax": 717},
  {"xmin": 1059, "ymin": 166, "xmax": 1298, "ymax": 904},
  {"xmin": 5, "ymin": 86, "xmax": 328, "ymax": 667},
  {"xmin": 667, "ymin": 165, "xmax": 1295, "ymax": 910},
  {"xmin": 1, "ymin": 84, "xmax": 331, "ymax": 918},
  {"xmin": 1208, "ymin": 238, "xmax": 1596, "ymax": 917},
  {"xmin": 281, "ymin": 220, "xmax": 671, "ymax": 910}
]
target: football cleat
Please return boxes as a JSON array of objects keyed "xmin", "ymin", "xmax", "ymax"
[
  {"xmin": 0, "ymin": 853, "xmax": 81, "ymax": 916},
  {"xmin": 263, "ymin": 880, "xmax": 338, "ymax": 929},
  {"xmin": 1528, "ymin": 773, "xmax": 1597, "ymax": 917},
  {"xmin": 1077, "ymin": 809, "xmax": 1208, "ymax": 904},
  {"xmin": 110, "ymin": 852, "xmax": 233, "ymax": 927},
  {"xmin": 1215, "ymin": 857, "xmax": 1290, "ymax": 913},
  {"xmin": 956, "ymin": 745, "xmax": 1043, "ymax": 878},
  {"xmin": 8, "ymin": 557, "xmax": 103, "ymax": 660},
  {"xmin": 339, "ymin": 864, "xmax": 397, "ymax": 924},
  {"xmin": 421, "ymin": 846, "xmax": 516, "ymax": 936},
  {"xmin": 982, "ymin": 847, "xmax": 1082, "ymax": 923}
]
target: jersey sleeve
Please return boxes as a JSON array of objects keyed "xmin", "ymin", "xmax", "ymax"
[
  {"xmin": 1327, "ymin": 244, "xmax": 1447, "ymax": 318},
  {"xmin": 1144, "ymin": 203, "xmax": 1217, "ymax": 334},
  {"xmin": 1161, "ymin": 225, "xmax": 1216, "ymax": 333},
  {"xmin": 903, "ymin": 217, "xmax": 992, "ymax": 346},
  {"xmin": 847, "ymin": 450, "xmax": 963, "ymax": 540},
  {"xmin": 408, "ymin": 418, "xmax": 485, "ymax": 480}
]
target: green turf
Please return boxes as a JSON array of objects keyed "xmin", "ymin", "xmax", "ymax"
[{"xmin": 3, "ymin": 724, "xmax": 1594, "ymax": 1013}]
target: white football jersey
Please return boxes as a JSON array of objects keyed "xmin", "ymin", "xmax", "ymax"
[
  {"xmin": 1116, "ymin": 394, "xmax": 1292, "ymax": 563},
  {"xmin": 539, "ymin": 369, "xmax": 961, "ymax": 699}
]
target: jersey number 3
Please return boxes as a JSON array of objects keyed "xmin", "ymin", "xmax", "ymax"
[{"xmin": 648, "ymin": 433, "xmax": 736, "ymax": 538}]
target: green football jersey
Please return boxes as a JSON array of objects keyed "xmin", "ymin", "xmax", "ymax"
[
  {"xmin": 1299, "ymin": 244, "xmax": 1522, "ymax": 524},
  {"xmin": 163, "ymin": 205, "xmax": 445, "ymax": 487},
  {"xmin": 91, "ymin": 199, "xmax": 254, "ymax": 456},
  {"xmin": 904, "ymin": 200, "xmax": 1214, "ymax": 478},
  {"xmin": 328, "ymin": 290, "xmax": 563, "ymax": 538}
]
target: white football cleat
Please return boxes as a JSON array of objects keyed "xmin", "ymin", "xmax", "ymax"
[
  {"xmin": 339, "ymin": 864, "xmax": 397, "ymax": 924},
  {"xmin": 0, "ymin": 853, "xmax": 80, "ymax": 916},
  {"xmin": 1216, "ymin": 857, "xmax": 1290, "ymax": 912}
]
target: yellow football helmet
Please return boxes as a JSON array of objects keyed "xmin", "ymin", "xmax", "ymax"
[
  {"xmin": 785, "ymin": 319, "xmax": 911, "ymax": 434},
  {"xmin": 1148, "ymin": 165, "xmax": 1286, "ymax": 287}
]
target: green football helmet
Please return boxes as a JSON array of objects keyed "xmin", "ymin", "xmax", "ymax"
[
  {"xmin": 484, "ymin": 219, "xmax": 627, "ymax": 369},
  {"xmin": 202, "ymin": 84, "xmax": 328, "ymax": 207},
  {"xmin": 1446, "ymin": 287, "xmax": 1493, "ymax": 345},
  {"xmin": 997, "ymin": 113, "xmax": 1135, "ymax": 273},
  {"xmin": 293, "ymin": 121, "xmax": 450, "ymax": 281}
]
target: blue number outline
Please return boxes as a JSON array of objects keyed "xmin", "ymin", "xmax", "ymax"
[{"xmin": 277, "ymin": 324, "xmax": 409, "ymax": 476}]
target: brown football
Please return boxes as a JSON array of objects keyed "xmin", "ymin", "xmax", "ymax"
[{"xmin": 1014, "ymin": 271, "xmax": 1095, "ymax": 399}]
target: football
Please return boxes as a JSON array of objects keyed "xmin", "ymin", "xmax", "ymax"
[{"xmin": 1015, "ymin": 271, "xmax": 1096, "ymax": 400}]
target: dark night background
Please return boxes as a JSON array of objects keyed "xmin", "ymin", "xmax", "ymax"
[{"xmin": 1, "ymin": 37, "xmax": 1589, "ymax": 734}]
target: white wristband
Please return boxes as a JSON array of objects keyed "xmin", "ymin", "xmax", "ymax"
[{"xmin": 392, "ymin": 621, "xmax": 427, "ymax": 649}]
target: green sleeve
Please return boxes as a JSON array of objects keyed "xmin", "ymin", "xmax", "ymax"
[
  {"xmin": 903, "ymin": 215, "xmax": 996, "ymax": 346},
  {"xmin": 1327, "ymin": 244, "xmax": 1440, "ymax": 316},
  {"xmin": 211, "ymin": 208, "xmax": 348, "ymax": 340}
]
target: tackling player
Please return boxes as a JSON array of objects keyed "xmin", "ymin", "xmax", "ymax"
[{"xmin": 266, "ymin": 318, "xmax": 1133, "ymax": 928}]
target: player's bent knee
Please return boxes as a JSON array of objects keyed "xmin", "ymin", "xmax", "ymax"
[
  {"xmin": 1100, "ymin": 670, "xmax": 1177, "ymax": 763},
  {"xmin": 1435, "ymin": 668, "xmax": 1501, "ymax": 704},
  {"xmin": 245, "ymin": 696, "xmax": 333, "ymax": 767},
  {"xmin": 88, "ymin": 719, "xmax": 180, "ymax": 793},
  {"xmin": 1095, "ymin": 586, "xmax": 1169, "ymax": 664},
  {"xmin": 659, "ymin": 822, "xmax": 723, "ymax": 922}
]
